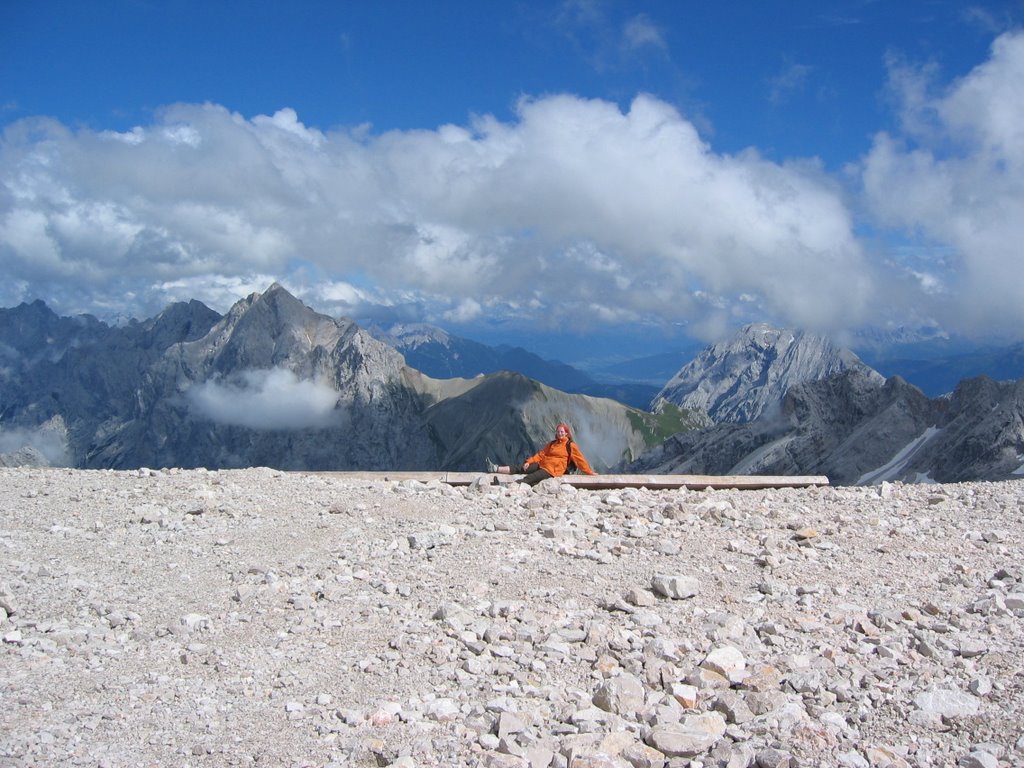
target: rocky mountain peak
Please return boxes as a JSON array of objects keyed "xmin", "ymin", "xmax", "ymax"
[
  {"xmin": 741, "ymin": 322, "xmax": 794, "ymax": 350},
  {"xmin": 135, "ymin": 300, "xmax": 222, "ymax": 349},
  {"xmin": 0, "ymin": 299, "xmax": 105, "ymax": 359},
  {"xmin": 652, "ymin": 323, "xmax": 883, "ymax": 423},
  {"xmin": 191, "ymin": 284, "xmax": 363, "ymax": 374}
]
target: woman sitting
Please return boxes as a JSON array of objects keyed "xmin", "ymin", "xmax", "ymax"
[{"xmin": 487, "ymin": 423, "xmax": 596, "ymax": 485}]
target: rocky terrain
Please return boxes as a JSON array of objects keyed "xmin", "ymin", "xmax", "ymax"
[{"xmin": 2, "ymin": 468, "xmax": 1022, "ymax": 767}]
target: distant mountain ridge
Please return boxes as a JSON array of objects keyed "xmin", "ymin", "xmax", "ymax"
[
  {"xmin": 366, "ymin": 321, "xmax": 659, "ymax": 409},
  {"xmin": 593, "ymin": 349, "xmax": 701, "ymax": 387},
  {"xmin": 862, "ymin": 343, "xmax": 1024, "ymax": 397},
  {"xmin": 4, "ymin": 289, "xmax": 1024, "ymax": 484},
  {"xmin": 365, "ymin": 322, "xmax": 593, "ymax": 389},
  {"xmin": 851, "ymin": 326, "xmax": 1024, "ymax": 396},
  {"xmin": 0, "ymin": 285, "xmax": 698, "ymax": 472}
]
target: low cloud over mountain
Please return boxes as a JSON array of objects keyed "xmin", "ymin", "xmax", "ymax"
[{"xmin": 186, "ymin": 369, "xmax": 344, "ymax": 431}]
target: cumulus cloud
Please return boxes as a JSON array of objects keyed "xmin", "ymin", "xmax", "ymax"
[
  {"xmin": 187, "ymin": 369, "xmax": 341, "ymax": 430},
  {"xmin": 861, "ymin": 30, "xmax": 1024, "ymax": 336},
  {"xmin": 623, "ymin": 14, "xmax": 668, "ymax": 54},
  {"xmin": 1, "ymin": 32, "xmax": 1022, "ymax": 343},
  {"xmin": 768, "ymin": 60, "xmax": 813, "ymax": 105},
  {"xmin": 0, "ymin": 95, "xmax": 878, "ymax": 337},
  {"xmin": 443, "ymin": 298, "xmax": 483, "ymax": 324}
]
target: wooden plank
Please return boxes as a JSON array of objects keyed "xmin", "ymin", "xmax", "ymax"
[
  {"xmin": 560, "ymin": 474, "xmax": 830, "ymax": 490},
  {"xmin": 312, "ymin": 471, "xmax": 830, "ymax": 489}
]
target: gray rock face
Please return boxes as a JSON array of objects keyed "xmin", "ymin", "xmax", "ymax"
[
  {"xmin": 0, "ymin": 298, "xmax": 222, "ymax": 466},
  {"xmin": 92, "ymin": 283, "xmax": 438, "ymax": 471},
  {"xmin": 652, "ymin": 323, "xmax": 883, "ymax": 423},
  {"xmin": 1, "ymin": 285, "xmax": 670, "ymax": 472},
  {"xmin": 630, "ymin": 368, "xmax": 1024, "ymax": 484},
  {"xmin": 0, "ymin": 446, "xmax": 49, "ymax": 468},
  {"xmin": 915, "ymin": 375, "xmax": 1024, "ymax": 482}
]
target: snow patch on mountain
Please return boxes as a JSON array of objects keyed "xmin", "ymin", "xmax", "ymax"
[{"xmin": 857, "ymin": 426, "xmax": 942, "ymax": 485}]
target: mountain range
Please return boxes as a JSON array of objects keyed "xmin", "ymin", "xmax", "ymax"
[
  {"xmin": 861, "ymin": 343, "xmax": 1024, "ymax": 397},
  {"xmin": 629, "ymin": 368, "xmax": 1024, "ymax": 484},
  {"xmin": 634, "ymin": 325, "xmax": 1024, "ymax": 483},
  {"xmin": 0, "ymin": 285, "xmax": 700, "ymax": 472},
  {"xmin": 2, "ymin": 284, "xmax": 1023, "ymax": 484}
]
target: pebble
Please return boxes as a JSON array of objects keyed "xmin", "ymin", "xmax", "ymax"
[{"xmin": 1, "ymin": 468, "xmax": 1022, "ymax": 767}]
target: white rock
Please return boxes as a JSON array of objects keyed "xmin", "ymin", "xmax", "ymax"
[
  {"xmin": 958, "ymin": 751, "xmax": 999, "ymax": 768},
  {"xmin": 701, "ymin": 646, "xmax": 746, "ymax": 682},
  {"xmin": 592, "ymin": 673, "xmax": 646, "ymax": 716},
  {"xmin": 426, "ymin": 698, "xmax": 461, "ymax": 722},
  {"xmin": 651, "ymin": 574, "xmax": 700, "ymax": 600},
  {"xmin": 914, "ymin": 688, "xmax": 981, "ymax": 718},
  {"xmin": 646, "ymin": 712, "xmax": 727, "ymax": 757}
]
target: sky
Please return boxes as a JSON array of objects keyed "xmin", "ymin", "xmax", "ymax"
[{"xmin": 2, "ymin": 0, "xmax": 1024, "ymax": 365}]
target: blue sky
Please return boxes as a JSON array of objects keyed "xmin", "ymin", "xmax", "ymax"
[{"xmin": 2, "ymin": 0, "xmax": 1023, "ymax": 362}]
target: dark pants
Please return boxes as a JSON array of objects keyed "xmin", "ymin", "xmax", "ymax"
[{"xmin": 519, "ymin": 462, "xmax": 553, "ymax": 486}]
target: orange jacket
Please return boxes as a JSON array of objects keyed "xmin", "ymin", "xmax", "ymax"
[{"xmin": 526, "ymin": 437, "xmax": 596, "ymax": 477}]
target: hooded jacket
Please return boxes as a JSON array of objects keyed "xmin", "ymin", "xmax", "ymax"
[{"xmin": 525, "ymin": 436, "xmax": 596, "ymax": 477}]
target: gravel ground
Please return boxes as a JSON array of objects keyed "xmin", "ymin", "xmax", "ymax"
[{"xmin": 1, "ymin": 467, "xmax": 1022, "ymax": 768}]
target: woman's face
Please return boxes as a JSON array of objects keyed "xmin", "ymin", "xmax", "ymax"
[{"xmin": 555, "ymin": 425, "xmax": 569, "ymax": 439}]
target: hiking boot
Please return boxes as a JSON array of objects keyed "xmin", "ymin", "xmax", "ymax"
[{"xmin": 485, "ymin": 457, "xmax": 499, "ymax": 473}]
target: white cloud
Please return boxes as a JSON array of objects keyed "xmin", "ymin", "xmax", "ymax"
[
  {"xmin": 161, "ymin": 124, "xmax": 202, "ymax": 147},
  {"xmin": 768, "ymin": 61, "xmax": 813, "ymax": 104},
  {"xmin": 442, "ymin": 298, "xmax": 482, "ymax": 323},
  {"xmin": 623, "ymin": 15, "xmax": 667, "ymax": 53},
  {"xmin": 154, "ymin": 274, "xmax": 280, "ymax": 314},
  {"xmin": 862, "ymin": 30, "xmax": 1024, "ymax": 336},
  {"xmin": 0, "ymin": 425, "xmax": 71, "ymax": 466},
  {"xmin": 186, "ymin": 368, "xmax": 341, "ymax": 430},
  {"xmin": 1, "ymin": 34, "xmax": 1022, "ymax": 344},
  {"xmin": 102, "ymin": 126, "xmax": 145, "ymax": 145},
  {"xmin": 315, "ymin": 280, "xmax": 369, "ymax": 304},
  {"xmin": 252, "ymin": 107, "xmax": 324, "ymax": 146}
]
